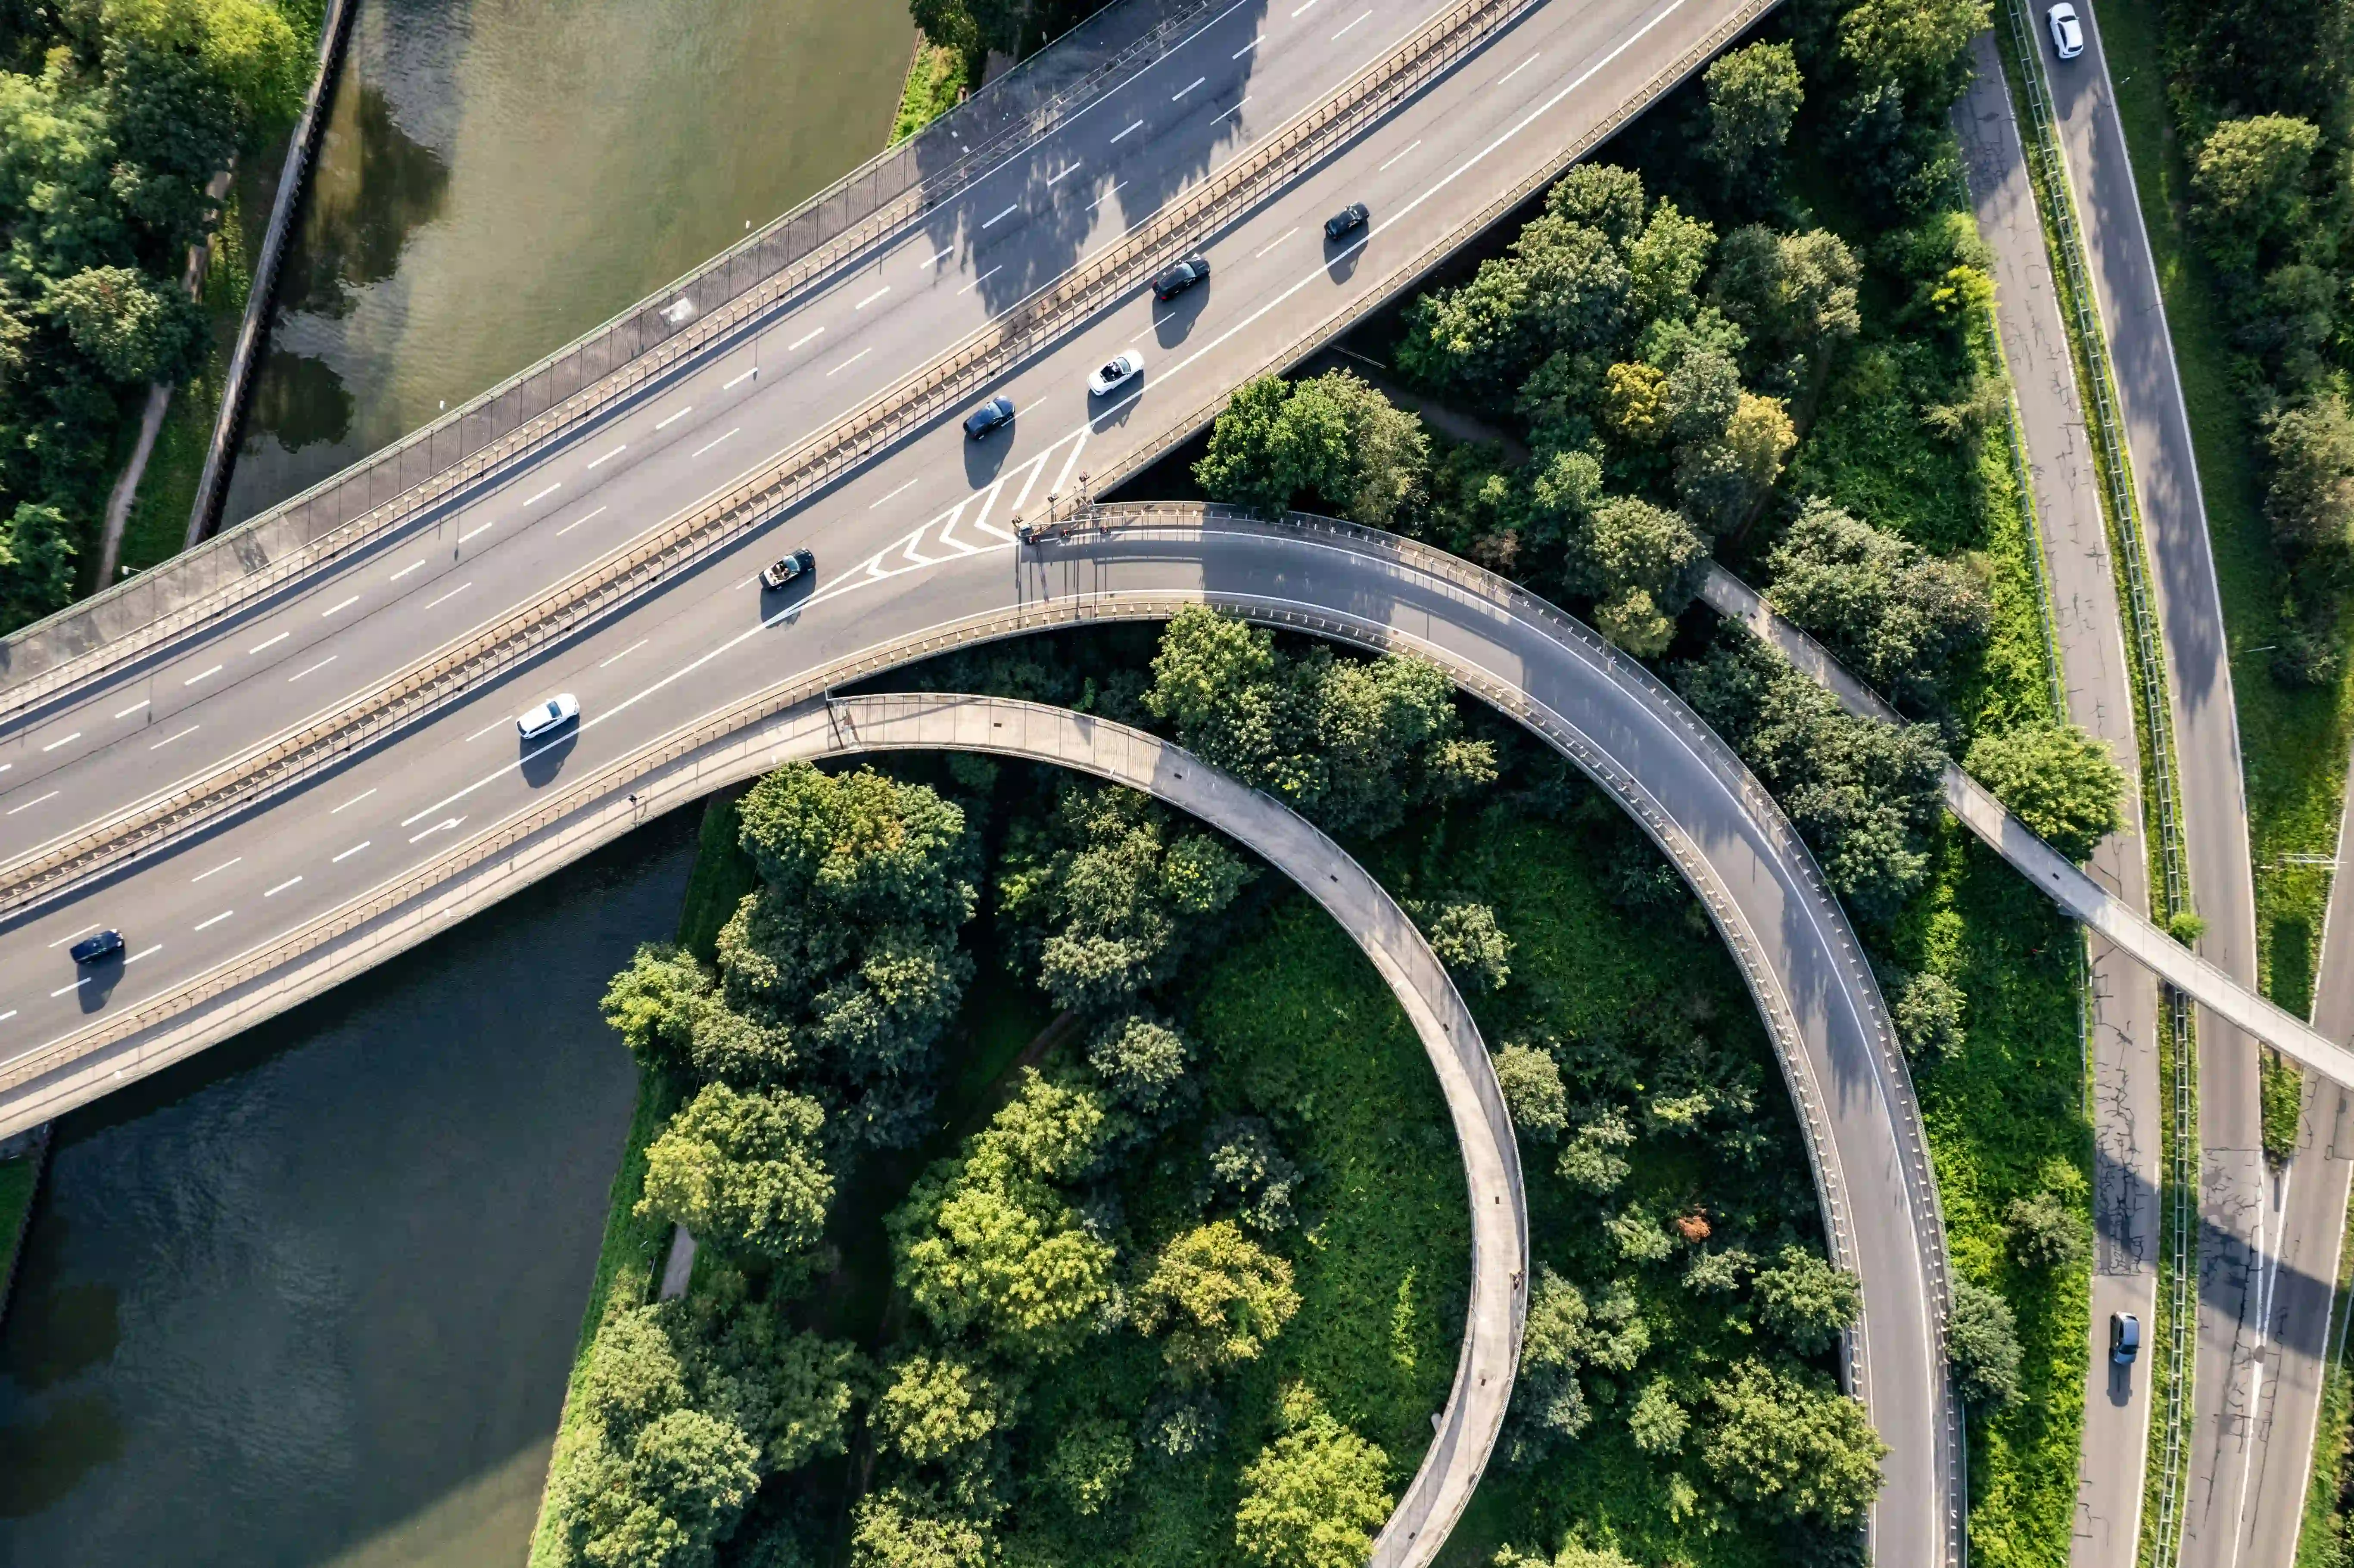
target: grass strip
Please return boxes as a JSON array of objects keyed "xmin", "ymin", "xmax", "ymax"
[{"xmin": 890, "ymin": 38, "xmax": 973, "ymax": 147}]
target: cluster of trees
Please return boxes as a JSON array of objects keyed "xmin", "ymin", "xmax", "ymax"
[
  {"xmin": 2156, "ymin": 0, "xmax": 2354, "ymax": 683},
  {"xmin": 0, "ymin": 0, "xmax": 311, "ymax": 629}
]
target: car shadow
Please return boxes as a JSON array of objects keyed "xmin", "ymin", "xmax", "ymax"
[
  {"xmin": 964, "ymin": 425, "xmax": 1014, "ymax": 486},
  {"xmin": 758, "ymin": 571, "xmax": 817, "ymax": 623},
  {"xmin": 520, "ymin": 727, "xmax": 578, "ymax": 788},
  {"xmin": 1324, "ymin": 236, "xmax": 1363, "ymax": 285},
  {"xmin": 1154, "ymin": 286, "xmax": 1208, "ymax": 348},
  {"xmin": 76, "ymin": 952, "xmax": 124, "ymax": 1014},
  {"xmin": 1088, "ymin": 388, "xmax": 1141, "ymax": 435}
]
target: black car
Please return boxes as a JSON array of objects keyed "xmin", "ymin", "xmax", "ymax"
[
  {"xmin": 760, "ymin": 548, "xmax": 816, "ymax": 591},
  {"xmin": 70, "ymin": 929, "xmax": 125, "ymax": 965},
  {"xmin": 1151, "ymin": 255, "xmax": 1211, "ymax": 300},
  {"xmin": 1323, "ymin": 202, "xmax": 1370, "ymax": 241},
  {"xmin": 962, "ymin": 395, "xmax": 1015, "ymax": 439}
]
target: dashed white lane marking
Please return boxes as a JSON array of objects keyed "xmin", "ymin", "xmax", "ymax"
[
  {"xmin": 332, "ymin": 787, "xmax": 375, "ymax": 813},
  {"xmin": 458, "ymin": 518, "xmax": 495, "ymax": 543},
  {"xmin": 522, "ymin": 482, "xmax": 560, "ymax": 505},
  {"xmin": 1109, "ymin": 119, "xmax": 1145, "ymax": 144},
  {"xmin": 40, "ymin": 731, "xmax": 80, "ymax": 753},
  {"xmin": 1232, "ymin": 36, "xmax": 1259, "ymax": 55},
  {"xmin": 425, "ymin": 581, "xmax": 474, "ymax": 610},
  {"xmin": 1172, "ymin": 75, "xmax": 1206, "ymax": 99},
  {"xmin": 1216, "ymin": 97, "xmax": 1252, "ymax": 122},
  {"xmin": 1046, "ymin": 162, "xmax": 1082, "ymax": 186},
  {"xmin": 1289, "ymin": 0, "xmax": 1315, "ymax": 15},
  {"xmin": 465, "ymin": 716, "xmax": 510, "ymax": 742},
  {"xmin": 7, "ymin": 790, "xmax": 59, "ymax": 815},
  {"xmin": 599, "ymin": 638, "xmax": 649, "ymax": 669},
  {"xmin": 148, "ymin": 726, "xmax": 198, "ymax": 750},
  {"xmin": 0, "ymin": 1011, "xmax": 14, "ymax": 1024},
  {"xmin": 50, "ymin": 977, "xmax": 90, "ymax": 997},
  {"xmin": 332, "ymin": 840, "xmax": 371, "ymax": 863},
  {"xmin": 1255, "ymin": 227, "xmax": 1300, "ymax": 258},
  {"xmin": 922, "ymin": 244, "xmax": 957, "ymax": 266},
  {"xmin": 1380, "ymin": 138, "xmax": 1423, "ymax": 170},
  {"xmin": 265, "ymin": 875, "xmax": 302, "ymax": 897},
  {"xmin": 555, "ymin": 505, "xmax": 608, "ymax": 537},
  {"xmin": 587, "ymin": 443, "xmax": 626, "ymax": 469},
  {"xmin": 193, "ymin": 910, "xmax": 234, "ymax": 932},
  {"xmin": 191, "ymin": 857, "xmax": 240, "ymax": 883},
  {"xmin": 183, "ymin": 664, "xmax": 222, "ymax": 687},
  {"xmin": 127, "ymin": 944, "xmax": 159, "ymax": 964},
  {"xmin": 1088, "ymin": 182, "xmax": 1126, "ymax": 211},
  {"xmin": 691, "ymin": 427, "xmax": 740, "ymax": 458},
  {"xmin": 854, "ymin": 285, "xmax": 891, "ymax": 309},
  {"xmin": 289, "ymin": 656, "xmax": 337, "ymax": 682},
  {"xmin": 872, "ymin": 479, "xmax": 920, "ymax": 509},
  {"xmin": 723, "ymin": 367, "xmax": 757, "ymax": 390},
  {"xmin": 47, "ymin": 925, "xmax": 100, "ymax": 949},
  {"xmin": 826, "ymin": 348, "xmax": 872, "ymax": 376},
  {"xmin": 390, "ymin": 560, "xmax": 426, "ymax": 581},
  {"xmin": 787, "ymin": 327, "xmax": 824, "ymax": 350},
  {"xmin": 654, "ymin": 405, "xmax": 693, "ymax": 431},
  {"xmin": 959, "ymin": 266, "xmax": 1002, "ymax": 294},
  {"xmin": 114, "ymin": 699, "xmax": 150, "ymax": 718},
  {"xmin": 408, "ymin": 816, "xmax": 464, "ymax": 845},
  {"xmin": 1331, "ymin": 9, "xmax": 1371, "ymax": 37},
  {"xmin": 1497, "ymin": 51, "xmax": 1538, "ymax": 83},
  {"xmin": 981, "ymin": 203, "xmax": 1020, "ymax": 229},
  {"xmin": 248, "ymin": 631, "xmax": 290, "ymax": 655},
  {"xmin": 322, "ymin": 595, "xmax": 358, "ymax": 617}
]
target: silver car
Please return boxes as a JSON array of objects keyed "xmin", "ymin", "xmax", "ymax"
[{"xmin": 517, "ymin": 692, "xmax": 580, "ymax": 740}]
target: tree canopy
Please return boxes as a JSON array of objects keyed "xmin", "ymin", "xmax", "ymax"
[
  {"xmin": 636, "ymin": 1082, "xmax": 834, "ymax": 1263},
  {"xmin": 1233, "ymin": 1385, "xmax": 1395, "ymax": 1568},
  {"xmin": 1962, "ymin": 720, "xmax": 2127, "ymax": 863},
  {"xmin": 1133, "ymin": 1220, "xmax": 1302, "ymax": 1381}
]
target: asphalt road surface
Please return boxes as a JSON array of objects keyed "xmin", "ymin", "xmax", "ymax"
[
  {"xmin": 1956, "ymin": 34, "xmax": 2160, "ymax": 1568},
  {"xmin": 0, "ymin": 0, "xmax": 1964, "ymax": 1560}
]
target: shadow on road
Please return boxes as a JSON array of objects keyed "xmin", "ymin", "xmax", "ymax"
[
  {"xmin": 520, "ymin": 728, "xmax": 578, "ymax": 788},
  {"xmin": 1153, "ymin": 285, "xmax": 1209, "ymax": 348}
]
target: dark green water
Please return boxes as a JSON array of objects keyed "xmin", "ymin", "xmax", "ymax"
[{"xmin": 0, "ymin": 813, "xmax": 697, "ymax": 1567}]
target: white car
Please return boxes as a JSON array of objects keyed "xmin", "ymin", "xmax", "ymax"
[
  {"xmin": 1087, "ymin": 351, "xmax": 1144, "ymax": 397},
  {"xmin": 517, "ymin": 692, "xmax": 580, "ymax": 740},
  {"xmin": 2048, "ymin": 3, "xmax": 2083, "ymax": 59}
]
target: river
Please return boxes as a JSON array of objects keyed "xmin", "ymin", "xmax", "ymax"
[
  {"xmin": 221, "ymin": 0, "xmax": 913, "ymax": 527},
  {"xmin": 0, "ymin": 0, "xmax": 912, "ymax": 1557}
]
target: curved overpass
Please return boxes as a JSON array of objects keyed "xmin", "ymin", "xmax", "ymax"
[
  {"xmin": 785, "ymin": 692, "xmax": 1524, "ymax": 1567},
  {"xmin": 0, "ymin": 508, "xmax": 1959, "ymax": 1565}
]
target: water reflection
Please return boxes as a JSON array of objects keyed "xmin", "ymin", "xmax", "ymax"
[
  {"xmin": 0, "ymin": 815, "xmax": 697, "ymax": 1567},
  {"xmin": 221, "ymin": 0, "xmax": 913, "ymax": 524}
]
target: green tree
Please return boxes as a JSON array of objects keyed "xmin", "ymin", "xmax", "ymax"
[
  {"xmin": 1493, "ymin": 1042, "xmax": 1569, "ymax": 1141},
  {"xmin": 850, "ymin": 1484, "xmax": 993, "ymax": 1568},
  {"xmin": 2007, "ymin": 1190, "xmax": 2091, "ymax": 1272},
  {"xmin": 43, "ymin": 264, "xmax": 197, "ymax": 383},
  {"xmin": 1765, "ymin": 498, "xmax": 1991, "ymax": 705},
  {"xmin": 1710, "ymin": 227, "xmax": 1862, "ymax": 371},
  {"xmin": 874, "ymin": 1353, "xmax": 1018, "ymax": 1464},
  {"xmin": 564, "ymin": 1407, "xmax": 763, "ymax": 1568},
  {"xmin": 1571, "ymin": 494, "xmax": 1706, "ymax": 655},
  {"xmin": 1134, "ymin": 1220, "xmax": 1302, "ymax": 1381},
  {"xmin": 637, "ymin": 1083, "xmax": 833, "ymax": 1263},
  {"xmin": 2190, "ymin": 115, "xmax": 2320, "ymax": 276},
  {"xmin": 1752, "ymin": 1243, "xmax": 1862, "ymax": 1355},
  {"xmin": 1628, "ymin": 1378, "xmax": 1690, "ymax": 1453},
  {"xmin": 1505, "ymin": 1266, "xmax": 1650, "ymax": 1466},
  {"xmin": 0, "ymin": 502, "xmax": 78, "ymax": 632},
  {"xmin": 1962, "ymin": 720, "xmax": 2127, "ymax": 862},
  {"xmin": 1086, "ymin": 1014, "xmax": 1191, "ymax": 1112},
  {"xmin": 1198, "ymin": 1116, "xmax": 1303, "ymax": 1233},
  {"xmin": 1193, "ymin": 371, "xmax": 1430, "ymax": 525},
  {"xmin": 1556, "ymin": 1110, "xmax": 1635, "ymax": 1194},
  {"xmin": 1234, "ymin": 1384, "xmax": 1395, "ymax": 1568},
  {"xmin": 890, "ymin": 1072, "xmax": 1116, "ymax": 1358},
  {"xmin": 107, "ymin": 0, "xmax": 309, "ymax": 121},
  {"xmin": 1043, "ymin": 1418, "xmax": 1134, "ymax": 1515},
  {"xmin": 735, "ymin": 763, "xmax": 976, "ymax": 927},
  {"xmin": 1702, "ymin": 41, "xmax": 1803, "ymax": 176},
  {"xmin": 1946, "ymin": 1277, "xmax": 2025, "ymax": 1409},
  {"xmin": 2263, "ymin": 393, "xmax": 2354, "ymax": 551},
  {"xmin": 1423, "ymin": 900, "xmax": 1514, "ymax": 990},
  {"xmin": 1699, "ymin": 1359, "xmax": 1887, "ymax": 1527},
  {"xmin": 1837, "ymin": 0, "xmax": 1990, "ymax": 105},
  {"xmin": 1884, "ymin": 966, "xmax": 1967, "ymax": 1062}
]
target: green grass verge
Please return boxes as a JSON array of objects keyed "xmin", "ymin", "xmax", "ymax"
[
  {"xmin": 889, "ymin": 39, "xmax": 971, "ymax": 147},
  {"xmin": 2264, "ymin": 1052, "xmax": 2306, "ymax": 1165},
  {"xmin": 0, "ymin": 1155, "xmax": 39, "ymax": 1296},
  {"xmin": 2094, "ymin": 0, "xmax": 2354, "ymax": 1012}
]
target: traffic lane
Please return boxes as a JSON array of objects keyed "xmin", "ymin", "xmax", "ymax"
[
  {"xmin": 0, "ymin": 0, "xmax": 1519, "ymax": 841},
  {"xmin": 0, "ymin": 521, "xmax": 1953, "ymax": 1557},
  {"xmin": 0, "ymin": 0, "xmax": 1660, "ymax": 862}
]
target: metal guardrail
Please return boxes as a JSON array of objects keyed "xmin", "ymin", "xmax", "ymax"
[
  {"xmin": 1996, "ymin": 3, "xmax": 2195, "ymax": 1561},
  {"xmin": 0, "ymin": 0, "xmax": 1230, "ymax": 713},
  {"xmin": 0, "ymin": 0, "xmax": 1551, "ymax": 921}
]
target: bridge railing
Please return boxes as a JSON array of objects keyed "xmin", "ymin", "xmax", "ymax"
[{"xmin": 0, "ymin": 0, "xmax": 1227, "ymax": 705}]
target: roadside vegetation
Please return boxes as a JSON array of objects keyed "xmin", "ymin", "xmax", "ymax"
[
  {"xmin": 889, "ymin": 40, "xmax": 970, "ymax": 147},
  {"xmin": 0, "ymin": 1150, "xmax": 38, "ymax": 1294},
  {"xmin": 0, "ymin": 0, "xmax": 320, "ymax": 628}
]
